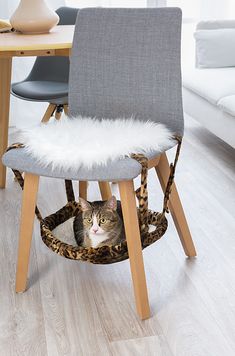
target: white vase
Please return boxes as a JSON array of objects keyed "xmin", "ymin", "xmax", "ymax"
[{"xmin": 10, "ymin": 0, "xmax": 59, "ymax": 35}]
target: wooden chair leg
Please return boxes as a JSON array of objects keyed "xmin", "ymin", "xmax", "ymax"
[
  {"xmin": 155, "ymin": 152, "xmax": 196, "ymax": 257},
  {"xmin": 15, "ymin": 173, "xmax": 39, "ymax": 293},
  {"xmin": 79, "ymin": 181, "xmax": 88, "ymax": 200},
  {"xmin": 118, "ymin": 180, "xmax": 150, "ymax": 320},
  {"xmin": 98, "ymin": 181, "xmax": 112, "ymax": 200},
  {"xmin": 41, "ymin": 103, "xmax": 56, "ymax": 123},
  {"xmin": 55, "ymin": 108, "xmax": 62, "ymax": 120},
  {"xmin": 64, "ymin": 104, "xmax": 69, "ymax": 115}
]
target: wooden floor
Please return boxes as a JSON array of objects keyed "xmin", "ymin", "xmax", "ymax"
[{"xmin": 0, "ymin": 115, "xmax": 235, "ymax": 356}]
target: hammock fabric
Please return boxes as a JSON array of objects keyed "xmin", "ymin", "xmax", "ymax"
[{"xmin": 7, "ymin": 136, "xmax": 181, "ymax": 264}]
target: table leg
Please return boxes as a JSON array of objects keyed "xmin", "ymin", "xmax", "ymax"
[{"xmin": 0, "ymin": 57, "xmax": 12, "ymax": 188}]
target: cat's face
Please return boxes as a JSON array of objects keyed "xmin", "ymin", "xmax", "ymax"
[{"xmin": 79, "ymin": 196, "xmax": 119, "ymax": 237}]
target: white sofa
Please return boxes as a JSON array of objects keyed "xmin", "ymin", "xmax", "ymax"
[
  {"xmin": 182, "ymin": 21, "xmax": 235, "ymax": 149},
  {"xmin": 183, "ymin": 67, "xmax": 235, "ymax": 148}
]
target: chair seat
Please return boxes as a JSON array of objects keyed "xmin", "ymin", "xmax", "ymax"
[
  {"xmin": 11, "ymin": 81, "xmax": 68, "ymax": 104},
  {"xmin": 2, "ymin": 146, "xmax": 171, "ymax": 181}
]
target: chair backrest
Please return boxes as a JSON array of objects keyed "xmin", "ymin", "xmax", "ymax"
[
  {"xmin": 69, "ymin": 8, "xmax": 184, "ymax": 136},
  {"xmin": 26, "ymin": 7, "xmax": 79, "ymax": 83}
]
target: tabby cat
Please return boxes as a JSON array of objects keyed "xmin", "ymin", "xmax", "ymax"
[{"xmin": 73, "ymin": 196, "xmax": 125, "ymax": 248}]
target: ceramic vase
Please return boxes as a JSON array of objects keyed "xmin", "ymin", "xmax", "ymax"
[{"xmin": 10, "ymin": 0, "xmax": 59, "ymax": 34}]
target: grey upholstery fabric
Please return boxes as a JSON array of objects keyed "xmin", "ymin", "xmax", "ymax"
[
  {"xmin": 69, "ymin": 8, "xmax": 184, "ymax": 136},
  {"xmin": 4, "ymin": 8, "xmax": 183, "ymax": 181},
  {"xmin": 11, "ymin": 7, "xmax": 79, "ymax": 103},
  {"xmin": 2, "ymin": 146, "xmax": 175, "ymax": 181}
]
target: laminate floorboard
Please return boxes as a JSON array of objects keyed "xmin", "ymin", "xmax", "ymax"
[{"xmin": 0, "ymin": 115, "xmax": 234, "ymax": 356}]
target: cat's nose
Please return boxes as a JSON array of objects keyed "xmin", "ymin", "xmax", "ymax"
[{"xmin": 92, "ymin": 228, "xmax": 98, "ymax": 233}]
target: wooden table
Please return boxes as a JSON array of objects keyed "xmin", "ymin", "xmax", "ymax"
[{"xmin": 0, "ymin": 25, "xmax": 74, "ymax": 188}]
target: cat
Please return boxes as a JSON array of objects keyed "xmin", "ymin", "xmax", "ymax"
[{"xmin": 73, "ymin": 196, "xmax": 125, "ymax": 248}]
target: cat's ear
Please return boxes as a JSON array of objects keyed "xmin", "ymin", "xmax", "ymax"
[
  {"xmin": 79, "ymin": 197, "xmax": 91, "ymax": 211},
  {"xmin": 105, "ymin": 196, "xmax": 117, "ymax": 211}
]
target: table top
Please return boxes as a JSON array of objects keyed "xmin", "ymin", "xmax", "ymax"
[{"xmin": 0, "ymin": 25, "xmax": 74, "ymax": 52}]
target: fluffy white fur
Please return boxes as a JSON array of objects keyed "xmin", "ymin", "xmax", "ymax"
[{"xmin": 20, "ymin": 116, "xmax": 173, "ymax": 170}]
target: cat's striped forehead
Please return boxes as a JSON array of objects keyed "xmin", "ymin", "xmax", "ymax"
[{"xmin": 83, "ymin": 206, "xmax": 115, "ymax": 220}]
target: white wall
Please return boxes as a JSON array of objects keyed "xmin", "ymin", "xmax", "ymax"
[{"xmin": 66, "ymin": 0, "xmax": 147, "ymax": 7}]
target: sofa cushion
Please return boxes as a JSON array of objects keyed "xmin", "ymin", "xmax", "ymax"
[
  {"xmin": 194, "ymin": 29, "xmax": 235, "ymax": 68},
  {"xmin": 196, "ymin": 20, "xmax": 235, "ymax": 30},
  {"xmin": 183, "ymin": 67, "xmax": 235, "ymax": 113},
  {"xmin": 218, "ymin": 95, "xmax": 235, "ymax": 116}
]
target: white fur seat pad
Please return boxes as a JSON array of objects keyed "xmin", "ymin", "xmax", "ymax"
[
  {"xmin": 18, "ymin": 117, "xmax": 173, "ymax": 170},
  {"xmin": 2, "ymin": 117, "xmax": 175, "ymax": 181}
]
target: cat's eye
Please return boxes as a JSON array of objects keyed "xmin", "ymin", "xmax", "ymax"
[
  {"xmin": 100, "ymin": 218, "xmax": 106, "ymax": 224},
  {"xmin": 85, "ymin": 218, "xmax": 92, "ymax": 223}
]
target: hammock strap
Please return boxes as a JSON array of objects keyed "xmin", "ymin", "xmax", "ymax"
[
  {"xmin": 65, "ymin": 180, "xmax": 75, "ymax": 202},
  {"xmin": 162, "ymin": 136, "xmax": 182, "ymax": 214},
  {"xmin": 131, "ymin": 153, "xmax": 149, "ymax": 235},
  {"xmin": 131, "ymin": 136, "xmax": 182, "ymax": 232}
]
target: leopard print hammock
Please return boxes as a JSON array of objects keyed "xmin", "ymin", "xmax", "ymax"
[{"xmin": 7, "ymin": 137, "xmax": 181, "ymax": 264}]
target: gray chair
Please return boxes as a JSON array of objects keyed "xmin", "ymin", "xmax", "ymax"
[
  {"xmin": 3, "ymin": 8, "xmax": 196, "ymax": 319},
  {"xmin": 11, "ymin": 7, "xmax": 79, "ymax": 121}
]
